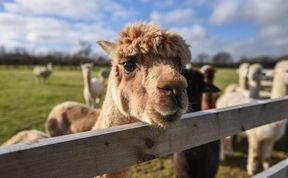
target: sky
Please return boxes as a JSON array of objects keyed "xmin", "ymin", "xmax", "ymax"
[{"xmin": 0, "ymin": 0, "xmax": 287, "ymax": 60}]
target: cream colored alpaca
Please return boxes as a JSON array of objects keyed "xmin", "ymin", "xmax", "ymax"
[
  {"xmin": 217, "ymin": 64, "xmax": 264, "ymax": 162},
  {"xmin": 217, "ymin": 64, "xmax": 263, "ymax": 107},
  {"xmin": 93, "ymin": 22, "xmax": 190, "ymax": 178},
  {"xmin": 246, "ymin": 60, "xmax": 288, "ymax": 176},
  {"xmin": 224, "ymin": 63, "xmax": 250, "ymax": 93},
  {"xmin": 2, "ymin": 130, "xmax": 48, "ymax": 146},
  {"xmin": 46, "ymin": 101, "xmax": 100, "ymax": 137},
  {"xmin": 81, "ymin": 63, "xmax": 103, "ymax": 108}
]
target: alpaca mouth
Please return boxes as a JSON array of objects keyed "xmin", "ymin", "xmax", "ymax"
[{"xmin": 162, "ymin": 111, "xmax": 179, "ymax": 123}]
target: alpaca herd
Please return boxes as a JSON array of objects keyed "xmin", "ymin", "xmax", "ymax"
[{"xmin": 2, "ymin": 22, "xmax": 288, "ymax": 178}]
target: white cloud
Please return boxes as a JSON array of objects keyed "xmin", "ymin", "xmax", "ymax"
[
  {"xmin": 209, "ymin": 0, "xmax": 288, "ymax": 57},
  {"xmin": 3, "ymin": 0, "xmax": 131, "ymax": 20},
  {"xmin": 172, "ymin": 25, "xmax": 222, "ymax": 57},
  {"xmin": 209, "ymin": 0, "xmax": 241, "ymax": 25},
  {"xmin": 0, "ymin": 12, "xmax": 116, "ymax": 52},
  {"xmin": 150, "ymin": 9, "xmax": 195, "ymax": 25}
]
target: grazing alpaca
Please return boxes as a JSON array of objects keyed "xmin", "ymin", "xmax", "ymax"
[
  {"xmin": 216, "ymin": 64, "xmax": 264, "ymax": 162},
  {"xmin": 33, "ymin": 63, "xmax": 53, "ymax": 83},
  {"xmin": 93, "ymin": 22, "xmax": 190, "ymax": 178},
  {"xmin": 173, "ymin": 68, "xmax": 220, "ymax": 178},
  {"xmin": 224, "ymin": 63, "xmax": 250, "ymax": 93},
  {"xmin": 46, "ymin": 101, "xmax": 100, "ymax": 137},
  {"xmin": 2, "ymin": 130, "xmax": 48, "ymax": 146},
  {"xmin": 245, "ymin": 60, "xmax": 288, "ymax": 176},
  {"xmin": 81, "ymin": 63, "xmax": 103, "ymax": 108}
]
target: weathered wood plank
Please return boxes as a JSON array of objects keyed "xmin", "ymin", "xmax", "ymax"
[
  {"xmin": 253, "ymin": 159, "xmax": 288, "ymax": 178},
  {"xmin": 0, "ymin": 97, "xmax": 288, "ymax": 178}
]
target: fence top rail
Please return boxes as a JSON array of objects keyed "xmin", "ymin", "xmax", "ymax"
[{"xmin": 0, "ymin": 96, "xmax": 288, "ymax": 178}]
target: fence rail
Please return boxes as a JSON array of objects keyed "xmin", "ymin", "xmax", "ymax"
[
  {"xmin": 254, "ymin": 158, "xmax": 288, "ymax": 178},
  {"xmin": 0, "ymin": 97, "xmax": 288, "ymax": 178}
]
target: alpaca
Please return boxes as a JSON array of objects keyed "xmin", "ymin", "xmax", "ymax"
[
  {"xmin": 224, "ymin": 63, "xmax": 250, "ymax": 93},
  {"xmin": 46, "ymin": 101, "xmax": 100, "ymax": 137},
  {"xmin": 2, "ymin": 130, "xmax": 48, "ymax": 146},
  {"xmin": 217, "ymin": 64, "xmax": 264, "ymax": 108},
  {"xmin": 173, "ymin": 68, "xmax": 220, "ymax": 178},
  {"xmin": 245, "ymin": 60, "xmax": 288, "ymax": 176},
  {"xmin": 200, "ymin": 65, "xmax": 221, "ymax": 110},
  {"xmin": 33, "ymin": 63, "xmax": 53, "ymax": 83},
  {"xmin": 216, "ymin": 64, "xmax": 264, "ymax": 162},
  {"xmin": 81, "ymin": 63, "xmax": 103, "ymax": 108},
  {"xmin": 93, "ymin": 22, "xmax": 190, "ymax": 178}
]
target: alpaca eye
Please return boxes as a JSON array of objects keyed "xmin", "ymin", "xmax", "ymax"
[{"xmin": 123, "ymin": 61, "xmax": 137, "ymax": 73}]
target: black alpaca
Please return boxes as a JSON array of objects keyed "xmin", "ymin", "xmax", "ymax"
[{"xmin": 173, "ymin": 69, "xmax": 220, "ymax": 178}]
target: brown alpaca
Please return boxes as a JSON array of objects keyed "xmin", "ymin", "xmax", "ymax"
[
  {"xmin": 200, "ymin": 65, "xmax": 220, "ymax": 110},
  {"xmin": 93, "ymin": 22, "xmax": 191, "ymax": 178},
  {"xmin": 46, "ymin": 101, "xmax": 100, "ymax": 137},
  {"xmin": 2, "ymin": 130, "xmax": 48, "ymax": 146}
]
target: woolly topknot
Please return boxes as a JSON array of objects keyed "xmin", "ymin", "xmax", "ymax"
[{"xmin": 115, "ymin": 22, "xmax": 191, "ymax": 66}]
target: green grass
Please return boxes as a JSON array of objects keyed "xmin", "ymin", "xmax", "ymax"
[
  {"xmin": 0, "ymin": 67, "xmax": 287, "ymax": 178},
  {"xmin": 0, "ymin": 67, "xmax": 102, "ymax": 143}
]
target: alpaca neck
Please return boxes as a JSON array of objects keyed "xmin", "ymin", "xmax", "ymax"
[
  {"xmin": 271, "ymin": 74, "xmax": 287, "ymax": 98},
  {"xmin": 248, "ymin": 80, "xmax": 261, "ymax": 99},
  {"xmin": 239, "ymin": 76, "xmax": 248, "ymax": 90},
  {"xmin": 83, "ymin": 70, "xmax": 92, "ymax": 94},
  {"xmin": 94, "ymin": 74, "xmax": 137, "ymax": 129}
]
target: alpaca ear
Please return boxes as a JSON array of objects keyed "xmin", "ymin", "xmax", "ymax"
[{"xmin": 97, "ymin": 40, "xmax": 115, "ymax": 56}]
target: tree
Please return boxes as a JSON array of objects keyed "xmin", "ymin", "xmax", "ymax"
[
  {"xmin": 196, "ymin": 53, "xmax": 210, "ymax": 63},
  {"xmin": 212, "ymin": 52, "xmax": 233, "ymax": 64}
]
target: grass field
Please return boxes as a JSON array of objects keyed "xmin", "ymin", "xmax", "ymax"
[{"xmin": 0, "ymin": 67, "xmax": 287, "ymax": 178}]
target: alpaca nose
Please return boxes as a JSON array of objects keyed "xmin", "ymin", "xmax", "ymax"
[
  {"xmin": 157, "ymin": 84, "xmax": 185, "ymax": 98},
  {"xmin": 157, "ymin": 80, "xmax": 187, "ymax": 105}
]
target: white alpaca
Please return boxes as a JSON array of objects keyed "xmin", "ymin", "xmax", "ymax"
[
  {"xmin": 46, "ymin": 101, "xmax": 100, "ymax": 137},
  {"xmin": 217, "ymin": 64, "xmax": 264, "ymax": 162},
  {"xmin": 33, "ymin": 63, "xmax": 53, "ymax": 83},
  {"xmin": 224, "ymin": 63, "xmax": 250, "ymax": 94},
  {"xmin": 2, "ymin": 130, "xmax": 48, "ymax": 146},
  {"xmin": 81, "ymin": 63, "xmax": 103, "ymax": 108},
  {"xmin": 245, "ymin": 60, "xmax": 288, "ymax": 176},
  {"xmin": 217, "ymin": 64, "xmax": 263, "ymax": 107}
]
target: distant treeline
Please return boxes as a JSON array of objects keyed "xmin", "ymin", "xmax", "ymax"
[
  {"xmin": 0, "ymin": 47, "xmax": 287, "ymax": 68},
  {"xmin": 0, "ymin": 44, "xmax": 110, "ymax": 67},
  {"xmin": 192, "ymin": 52, "xmax": 288, "ymax": 68},
  {"xmin": 0, "ymin": 52, "xmax": 110, "ymax": 66}
]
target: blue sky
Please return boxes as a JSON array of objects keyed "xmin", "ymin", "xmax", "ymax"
[{"xmin": 0, "ymin": 0, "xmax": 287, "ymax": 60}]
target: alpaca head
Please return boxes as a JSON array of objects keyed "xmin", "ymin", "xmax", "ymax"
[
  {"xmin": 81, "ymin": 63, "xmax": 93, "ymax": 73},
  {"xmin": 200, "ymin": 65, "xmax": 216, "ymax": 84},
  {"xmin": 47, "ymin": 63, "xmax": 53, "ymax": 71},
  {"xmin": 97, "ymin": 22, "xmax": 190, "ymax": 127},
  {"xmin": 248, "ymin": 64, "xmax": 264, "ymax": 85}
]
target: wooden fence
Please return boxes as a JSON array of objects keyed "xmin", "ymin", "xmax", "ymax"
[
  {"xmin": 254, "ymin": 158, "xmax": 288, "ymax": 178},
  {"xmin": 0, "ymin": 97, "xmax": 288, "ymax": 178}
]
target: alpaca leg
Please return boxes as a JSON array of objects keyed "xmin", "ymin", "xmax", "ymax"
[
  {"xmin": 261, "ymin": 140, "xmax": 274, "ymax": 170},
  {"xmin": 226, "ymin": 136, "xmax": 234, "ymax": 154},
  {"xmin": 90, "ymin": 98, "xmax": 97, "ymax": 108},
  {"xmin": 247, "ymin": 137, "xmax": 261, "ymax": 176},
  {"xmin": 220, "ymin": 138, "xmax": 226, "ymax": 162}
]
